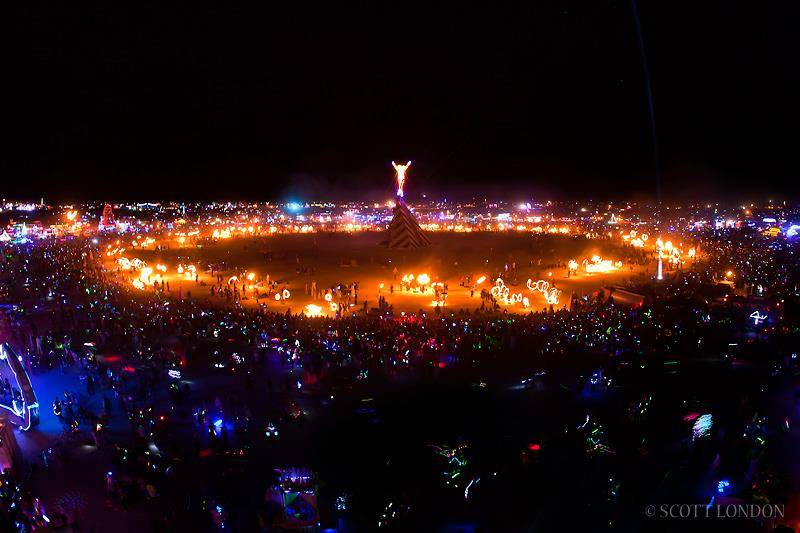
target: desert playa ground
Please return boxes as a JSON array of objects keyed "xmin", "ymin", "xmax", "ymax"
[{"xmin": 111, "ymin": 232, "xmax": 654, "ymax": 314}]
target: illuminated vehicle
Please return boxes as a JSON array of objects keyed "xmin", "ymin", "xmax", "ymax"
[
  {"xmin": 265, "ymin": 467, "xmax": 319, "ymax": 529},
  {"xmin": 265, "ymin": 421, "xmax": 280, "ymax": 439},
  {"xmin": 0, "ymin": 343, "xmax": 39, "ymax": 431}
]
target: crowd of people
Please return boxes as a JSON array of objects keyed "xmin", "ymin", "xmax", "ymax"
[{"xmin": 0, "ymin": 226, "xmax": 797, "ymax": 530}]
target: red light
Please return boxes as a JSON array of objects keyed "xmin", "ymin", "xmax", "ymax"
[
  {"xmin": 438, "ymin": 362, "xmax": 445, "ymax": 368},
  {"xmin": 528, "ymin": 443, "xmax": 541, "ymax": 451}
]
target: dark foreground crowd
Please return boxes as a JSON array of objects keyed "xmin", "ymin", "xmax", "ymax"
[{"xmin": 0, "ymin": 228, "xmax": 798, "ymax": 530}]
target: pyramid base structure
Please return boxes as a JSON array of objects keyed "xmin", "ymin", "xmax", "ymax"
[{"xmin": 383, "ymin": 201, "xmax": 431, "ymax": 249}]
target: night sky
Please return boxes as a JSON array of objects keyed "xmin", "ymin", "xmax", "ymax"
[{"xmin": 4, "ymin": 2, "xmax": 797, "ymax": 202}]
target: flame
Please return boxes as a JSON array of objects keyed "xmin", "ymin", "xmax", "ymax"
[
  {"xmin": 526, "ymin": 278, "xmax": 561, "ymax": 305},
  {"xmin": 490, "ymin": 278, "xmax": 524, "ymax": 306},
  {"xmin": 584, "ymin": 256, "xmax": 622, "ymax": 274},
  {"xmin": 304, "ymin": 304, "xmax": 323, "ymax": 317},
  {"xmin": 140, "ymin": 266, "xmax": 153, "ymax": 283}
]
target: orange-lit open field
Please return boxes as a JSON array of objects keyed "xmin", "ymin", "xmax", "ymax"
[{"xmin": 107, "ymin": 232, "xmax": 654, "ymax": 314}]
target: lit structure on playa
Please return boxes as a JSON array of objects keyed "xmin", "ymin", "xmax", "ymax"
[
  {"xmin": 98, "ymin": 203, "xmax": 116, "ymax": 232},
  {"xmin": 391, "ymin": 161, "xmax": 412, "ymax": 198},
  {"xmin": 0, "ymin": 343, "xmax": 39, "ymax": 431},
  {"xmin": 385, "ymin": 160, "xmax": 430, "ymax": 248}
]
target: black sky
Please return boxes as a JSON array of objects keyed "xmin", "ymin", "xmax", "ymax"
[{"xmin": 4, "ymin": 2, "xmax": 797, "ymax": 202}]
